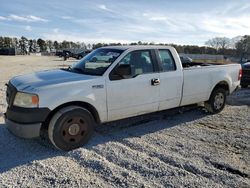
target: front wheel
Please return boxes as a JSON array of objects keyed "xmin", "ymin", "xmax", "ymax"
[
  {"xmin": 48, "ymin": 106, "xmax": 95, "ymax": 151},
  {"xmin": 205, "ymin": 88, "xmax": 226, "ymax": 114}
]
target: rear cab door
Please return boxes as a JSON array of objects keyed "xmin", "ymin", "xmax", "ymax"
[
  {"xmin": 106, "ymin": 48, "xmax": 161, "ymax": 121},
  {"xmin": 155, "ymin": 47, "xmax": 183, "ymax": 110}
]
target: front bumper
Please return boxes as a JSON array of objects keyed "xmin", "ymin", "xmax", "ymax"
[
  {"xmin": 5, "ymin": 82, "xmax": 51, "ymax": 138},
  {"xmin": 4, "ymin": 106, "xmax": 51, "ymax": 138},
  {"xmin": 5, "ymin": 118, "xmax": 42, "ymax": 138}
]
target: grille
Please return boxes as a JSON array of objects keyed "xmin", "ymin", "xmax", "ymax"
[{"xmin": 6, "ymin": 82, "xmax": 16, "ymax": 106}]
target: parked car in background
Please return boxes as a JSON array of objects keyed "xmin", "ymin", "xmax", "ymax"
[
  {"xmin": 56, "ymin": 49, "xmax": 92, "ymax": 60},
  {"xmin": 55, "ymin": 51, "xmax": 63, "ymax": 57},
  {"xmin": 62, "ymin": 50, "xmax": 73, "ymax": 61},
  {"xmin": 0, "ymin": 47, "xmax": 16, "ymax": 55},
  {"xmin": 241, "ymin": 62, "xmax": 250, "ymax": 88},
  {"xmin": 72, "ymin": 50, "xmax": 92, "ymax": 59}
]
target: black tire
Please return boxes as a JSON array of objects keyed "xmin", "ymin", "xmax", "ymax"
[
  {"xmin": 78, "ymin": 55, "xmax": 83, "ymax": 59},
  {"xmin": 241, "ymin": 84, "xmax": 248, "ymax": 88},
  {"xmin": 48, "ymin": 106, "xmax": 95, "ymax": 151},
  {"xmin": 205, "ymin": 88, "xmax": 226, "ymax": 114}
]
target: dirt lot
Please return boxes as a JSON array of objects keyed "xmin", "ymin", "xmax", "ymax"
[{"xmin": 0, "ymin": 55, "xmax": 249, "ymax": 187}]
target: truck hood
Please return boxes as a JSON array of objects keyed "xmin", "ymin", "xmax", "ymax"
[{"xmin": 10, "ymin": 69, "xmax": 98, "ymax": 91}]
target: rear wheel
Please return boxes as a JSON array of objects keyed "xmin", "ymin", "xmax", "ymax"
[
  {"xmin": 48, "ymin": 106, "xmax": 95, "ymax": 151},
  {"xmin": 205, "ymin": 88, "xmax": 226, "ymax": 114}
]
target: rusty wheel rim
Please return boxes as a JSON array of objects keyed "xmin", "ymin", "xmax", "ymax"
[
  {"xmin": 61, "ymin": 116, "xmax": 88, "ymax": 144},
  {"xmin": 214, "ymin": 92, "xmax": 224, "ymax": 110}
]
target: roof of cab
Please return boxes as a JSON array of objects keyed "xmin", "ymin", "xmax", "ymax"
[{"xmin": 101, "ymin": 45, "xmax": 173, "ymax": 51}]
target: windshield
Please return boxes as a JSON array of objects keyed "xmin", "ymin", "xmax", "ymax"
[{"xmin": 70, "ymin": 48, "xmax": 124, "ymax": 76}]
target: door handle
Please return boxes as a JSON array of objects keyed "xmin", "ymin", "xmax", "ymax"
[{"xmin": 151, "ymin": 78, "xmax": 160, "ymax": 86}]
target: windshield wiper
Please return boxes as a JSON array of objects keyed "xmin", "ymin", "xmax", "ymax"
[
  {"xmin": 72, "ymin": 67, "xmax": 84, "ymax": 73},
  {"xmin": 61, "ymin": 66, "xmax": 84, "ymax": 73},
  {"xmin": 61, "ymin": 66, "xmax": 73, "ymax": 71}
]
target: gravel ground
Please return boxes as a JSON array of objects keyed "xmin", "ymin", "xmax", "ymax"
[{"xmin": 0, "ymin": 56, "xmax": 249, "ymax": 187}]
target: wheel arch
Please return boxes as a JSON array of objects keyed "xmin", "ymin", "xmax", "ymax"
[
  {"xmin": 210, "ymin": 81, "xmax": 230, "ymax": 99},
  {"xmin": 42, "ymin": 101, "xmax": 101, "ymax": 130}
]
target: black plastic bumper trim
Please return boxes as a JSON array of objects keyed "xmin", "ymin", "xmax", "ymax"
[{"xmin": 5, "ymin": 106, "xmax": 51, "ymax": 124}]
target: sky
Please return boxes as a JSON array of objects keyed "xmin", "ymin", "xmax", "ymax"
[{"xmin": 0, "ymin": 0, "xmax": 250, "ymax": 45}]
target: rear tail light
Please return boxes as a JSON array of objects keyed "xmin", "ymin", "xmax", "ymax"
[{"xmin": 238, "ymin": 68, "xmax": 242, "ymax": 80}]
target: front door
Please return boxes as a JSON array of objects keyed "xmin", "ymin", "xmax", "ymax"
[{"xmin": 106, "ymin": 50, "xmax": 160, "ymax": 121}]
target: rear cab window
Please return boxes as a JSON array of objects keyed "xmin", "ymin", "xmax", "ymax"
[{"xmin": 157, "ymin": 49, "xmax": 176, "ymax": 72}]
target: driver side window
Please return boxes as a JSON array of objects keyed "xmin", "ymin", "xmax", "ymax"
[{"xmin": 110, "ymin": 50, "xmax": 154, "ymax": 80}]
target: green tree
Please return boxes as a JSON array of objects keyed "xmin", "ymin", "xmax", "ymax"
[
  {"xmin": 37, "ymin": 38, "xmax": 46, "ymax": 52},
  {"xmin": 236, "ymin": 35, "xmax": 250, "ymax": 61},
  {"xmin": 12, "ymin": 37, "xmax": 19, "ymax": 49},
  {"xmin": 61, "ymin": 40, "xmax": 70, "ymax": 49},
  {"xmin": 92, "ymin": 43, "xmax": 104, "ymax": 49},
  {"xmin": 0, "ymin": 36, "xmax": 4, "ymax": 47},
  {"xmin": 46, "ymin": 40, "xmax": 54, "ymax": 52},
  {"xmin": 53, "ymin": 41, "xmax": 59, "ymax": 50},
  {"xmin": 3, "ymin": 37, "xmax": 12, "ymax": 48},
  {"xmin": 19, "ymin": 36, "xmax": 28, "ymax": 54},
  {"xmin": 87, "ymin": 43, "xmax": 92, "ymax": 49},
  {"xmin": 28, "ymin": 39, "xmax": 33, "ymax": 53}
]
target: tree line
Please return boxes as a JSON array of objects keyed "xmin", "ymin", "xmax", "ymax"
[
  {"xmin": 0, "ymin": 36, "xmax": 89, "ymax": 55},
  {"xmin": 0, "ymin": 35, "xmax": 249, "ymax": 58}
]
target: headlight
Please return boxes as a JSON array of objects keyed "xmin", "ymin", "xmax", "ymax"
[{"xmin": 13, "ymin": 92, "xmax": 39, "ymax": 108}]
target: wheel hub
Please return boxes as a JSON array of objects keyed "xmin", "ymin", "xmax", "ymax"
[
  {"xmin": 214, "ymin": 93, "xmax": 224, "ymax": 110},
  {"xmin": 61, "ymin": 116, "xmax": 88, "ymax": 144},
  {"xmin": 68, "ymin": 123, "xmax": 80, "ymax": 136}
]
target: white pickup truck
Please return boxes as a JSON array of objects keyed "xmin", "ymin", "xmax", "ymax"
[{"xmin": 5, "ymin": 46, "xmax": 241, "ymax": 150}]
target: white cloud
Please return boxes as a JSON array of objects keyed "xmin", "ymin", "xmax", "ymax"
[
  {"xmin": 61, "ymin": 16, "xmax": 73, "ymax": 20},
  {"xmin": 42, "ymin": 32, "xmax": 132, "ymax": 44},
  {"xmin": 237, "ymin": 4, "xmax": 250, "ymax": 12},
  {"xmin": 219, "ymin": 3, "xmax": 250, "ymax": 16},
  {"xmin": 141, "ymin": 10, "xmax": 250, "ymax": 39},
  {"xmin": 98, "ymin": 4, "xmax": 113, "ymax": 12},
  {"xmin": 8, "ymin": 14, "xmax": 48, "ymax": 22},
  {"xmin": 0, "ymin": 16, "xmax": 8, "ymax": 20},
  {"xmin": 149, "ymin": 16, "xmax": 167, "ymax": 21},
  {"xmin": 9, "ymin": 14, "xmax": 28, "ymax": 21},
  {"xmin": 124, "ymin": 25, "xmax": 157, "ymax": 34},
  {"xmin": 25, "ymin": 25, "xmax": 32, "ymax": 31},
  {"xmin": 201, "ymin": 15, "xmax": 250, "ymax": 37},
  {"xmin": 28, "ymin": 15, "xmax": 48, "ymax": 22}
]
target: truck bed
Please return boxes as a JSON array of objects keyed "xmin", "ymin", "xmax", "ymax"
[
  {"xmin": 182, "ymin": 62, "xmax": 221, "ymax": 68},
  {"xmin": 180, "ymin": 63, "xmax": 240, "ymax": 106}
]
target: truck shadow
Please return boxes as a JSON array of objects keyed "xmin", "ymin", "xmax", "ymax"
[{"xmin": 0, "ymin": 107, "xmax": 207, "ymax": 173}]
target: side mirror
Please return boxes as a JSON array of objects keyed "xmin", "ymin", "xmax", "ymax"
[
  {"xmin": 110, "ymin": 64, "xmax": 132, "ymax": 80},
  {"xmin": 115, "ymin": 64, "xmax": 131, "ymax": 77}
]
